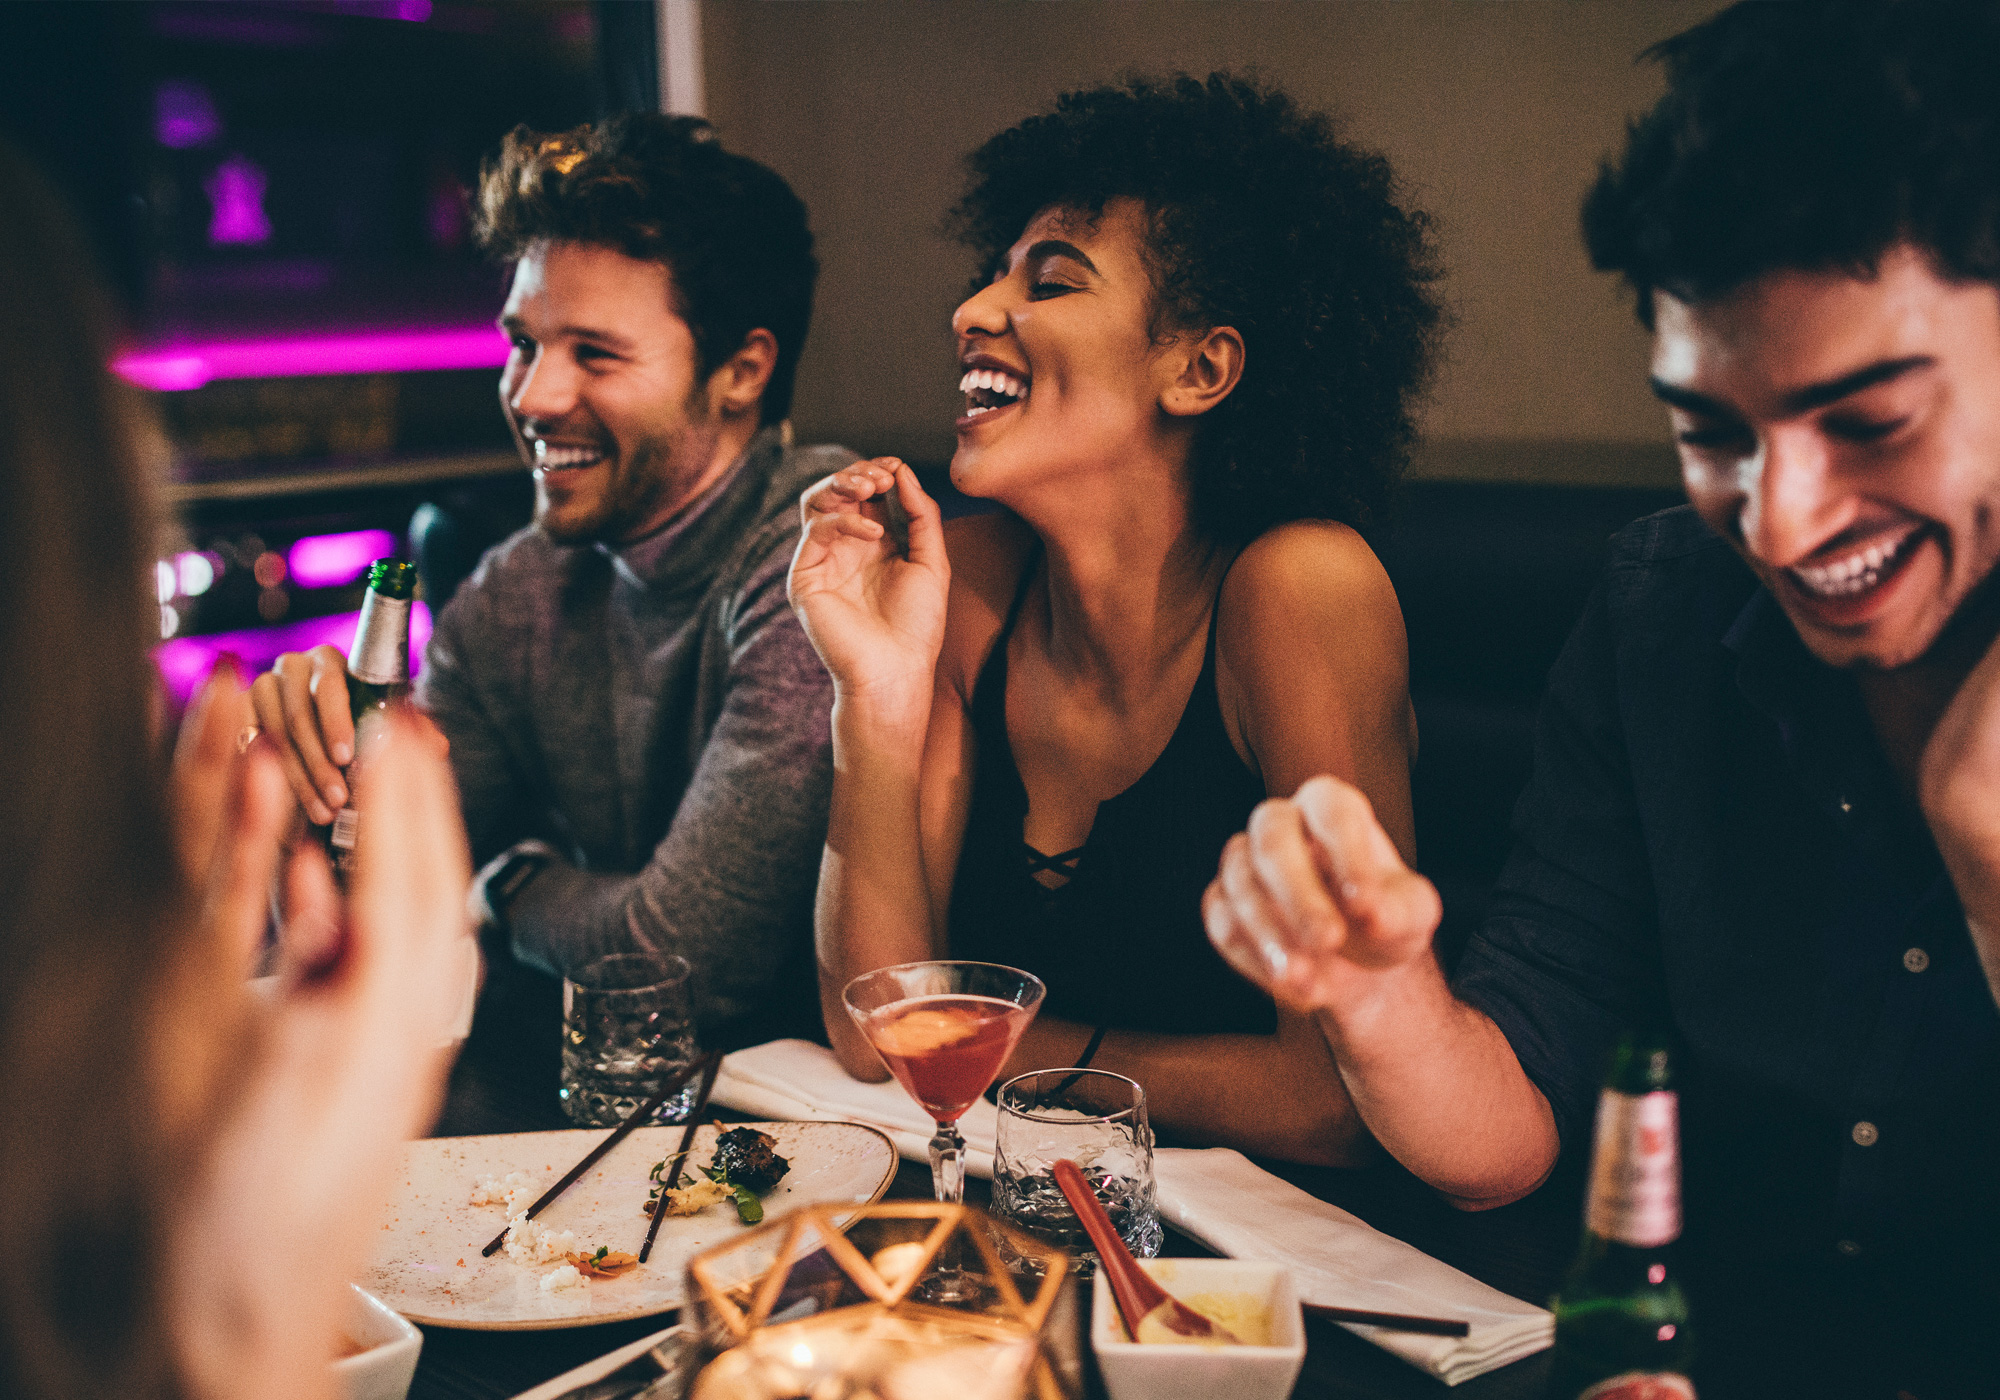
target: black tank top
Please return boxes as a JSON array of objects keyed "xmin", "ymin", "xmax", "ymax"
[{"xmin": 947, "ymin": 554, "xmax": 1277, "ymax": 1036}]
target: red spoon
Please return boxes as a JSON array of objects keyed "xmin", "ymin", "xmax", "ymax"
[{"xmin": 1052, "ymin": 1158, "xmax": 1238, "ymax": 1345}]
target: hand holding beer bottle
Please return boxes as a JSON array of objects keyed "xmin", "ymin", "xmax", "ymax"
[{"xmin": 250, "ymin": 558, "xmax": 417, "ymax": 871}]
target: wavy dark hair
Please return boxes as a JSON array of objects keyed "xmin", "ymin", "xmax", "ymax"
[
  {"xmin": 475, "ymin": 113, "xmax": 818, "ymax": 423},
  {"xmin": 952, "ymin": 72, "xmax": 1443, "ymax": 541},
  {"xmin": 0, "ymin": 141, "xmax": 200, "ymax": 1400},
  {"xmin": 1584, "ymin": 0, "xmax": 2000, "ymax": 326}
]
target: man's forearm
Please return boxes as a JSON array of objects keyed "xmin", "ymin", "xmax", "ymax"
[
  {"xmin": 503, "ymin": 694, "xmax": 831, "ymax": 1033},
  {"xmin": 1316, "ymin": 959, "xmax": 1559, "ymax": 1208},
  {"xmin": 503, "ymin": 861, "xmax": 631, "ymax": 976},
  {"xmin": 1059, "ymin": 1016, "xmax": 1371, "ymax": 1168},
  {"xmin": 505, "ymin": 844, "xmax": 817, "ymax": 1035}
]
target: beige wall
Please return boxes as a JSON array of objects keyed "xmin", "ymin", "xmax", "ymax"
[{"xmin": 703, "ymin": 0, "xmax": 1726, "ymax": 487}]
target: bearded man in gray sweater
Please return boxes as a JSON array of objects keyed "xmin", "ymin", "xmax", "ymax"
[{"xmin": 251, "ymin": 115, "xmax": 848, "ymax": 1058}]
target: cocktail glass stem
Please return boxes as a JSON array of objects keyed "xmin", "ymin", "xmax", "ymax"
[
  {"xmin": 929, "ymin": 1119, "xmax": 966, "ymax": 1204},
  {"xmin": 922, "ymin": 1119, "xmax": 977, "ymax": 1302}
]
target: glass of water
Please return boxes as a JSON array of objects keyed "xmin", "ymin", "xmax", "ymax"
[
  {"xmin": 559, "ymin": 952, "xmax": 700, "ymax": 1126},
  {"xmin": 991, "ymin": 1068, "xmax": 1162, "ymax": 1276}
]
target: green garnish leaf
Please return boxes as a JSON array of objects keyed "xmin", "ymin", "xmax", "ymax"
[{"xmin": 702, "ymin": 1166, "xmax": 764, "ymax": 1224}]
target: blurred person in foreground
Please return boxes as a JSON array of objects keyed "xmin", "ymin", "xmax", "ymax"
[
  {"xmin": 791, "ymin": 74, "xmax": 1440, "ymax": 1163},
  {"xmin": 1203, "ymin": 3, "xmax": 2000, "ymax": 1392},
  {"xmin": 251, "ymin": 115, "xmax": 848, "ymax": 1057},
  {"xmin": 0, "ymin": 146, "xmax": 471, "ymax": 1398}
]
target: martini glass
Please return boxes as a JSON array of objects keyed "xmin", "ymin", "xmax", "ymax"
[{"xmin": 844, "ymin": 961, "xmax": 1044, "ymax": 1297}]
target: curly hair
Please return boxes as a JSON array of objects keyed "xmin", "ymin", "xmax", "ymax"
[
  {"xmin": 1584, "ymin": 0, "xmax": 2000, "ymax": 327},
  {"xmin": 952, "ymin": 72, "xmax": 1443, "ymax": 541},
  {"xmin": 475, "ymin": 113, "xmax": 817, "ymax": 423}
]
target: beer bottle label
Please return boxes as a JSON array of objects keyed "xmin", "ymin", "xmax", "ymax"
[
  {"xmin": 349, "ymin": 592, "xmax": 412, "ymax": 686},
  {"xmin": 329, "ymin": 805, "xmax": 359, "ymax": 851},
  {"xmin": 1585, "ymin": 1089, "xmax": 1680, "ymax": 1247}
]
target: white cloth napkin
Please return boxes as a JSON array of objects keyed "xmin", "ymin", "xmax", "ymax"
[
  {"xmin": 1153, "ymin": 1148, "xmax": 1552, "ymax": 1385},
  {"xmin": 713, "ymin": 1040, "xmax": 1551, "ymax": 1384}
]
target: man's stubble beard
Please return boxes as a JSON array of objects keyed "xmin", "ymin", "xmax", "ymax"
[{"xmin": 536, "ymin": 429, "xmax": 699, "ymax": 548}]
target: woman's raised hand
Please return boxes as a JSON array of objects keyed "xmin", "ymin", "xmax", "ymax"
[
  {"xmin": 789, "ymin": 459, "xmax": 950, "ymax": 700},
  {"xmin": 166, "ymin": 666, "xmax": 471, "ymax": 1400},
  {"xmin": 1202, "ymin": 775, "xmax": 1442, "ymax": 1016}
]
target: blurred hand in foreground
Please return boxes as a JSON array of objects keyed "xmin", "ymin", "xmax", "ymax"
[
  {"xmin": 167, "ymin": 664, "xmax": 472, "ymax": 1400},
  {"xmin": 1202, "ymin": 774, "xmax": 1443, "ymax": 1017}
]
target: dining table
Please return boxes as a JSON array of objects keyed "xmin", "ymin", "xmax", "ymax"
[{"xmin": 405, "ymin": 980, "xmax": 1581, "ymax": 1400}]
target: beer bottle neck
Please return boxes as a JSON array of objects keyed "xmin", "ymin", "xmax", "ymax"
[{"xmin": 348, "ymin": 588, "xmax": 411, "ymax": 687}]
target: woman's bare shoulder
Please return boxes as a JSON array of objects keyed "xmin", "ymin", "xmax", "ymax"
[
  {"xmin": 1219, "ymin": 519, "xmax": 1404, "ymax": 648},
  {"xmin": 1215, "ymin": 523, "xmax": 1415, "ymax": 801},
  {"xmin": 938, "ymin": 512, "xmax": 1038, "ymax": 696}
]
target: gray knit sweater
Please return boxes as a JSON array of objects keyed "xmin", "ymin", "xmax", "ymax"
[{"xmin": 418, "ymin": 427, "xmax": 850, "ymax": 1040}]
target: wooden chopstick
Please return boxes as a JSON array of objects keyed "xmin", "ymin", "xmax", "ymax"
[
  {"xmin": 1304, "ymin": 1302, "xmax": 1471, "ymax": 1337},
  {"xmin": 637, "ymin": 1051, "xmax": 724, "ymax": 1263},
  {"xmin": 480, "ymin": 1052, "xmax": 719, "ymax": 1258}
]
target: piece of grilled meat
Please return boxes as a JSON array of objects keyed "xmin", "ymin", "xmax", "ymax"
[{"xmin": 711, "ymin": 1127, "xmax": 790, "ymax": 1195}]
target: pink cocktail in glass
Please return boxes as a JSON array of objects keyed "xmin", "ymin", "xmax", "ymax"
[
  {"xmin": 844, "ymin": 963, "xmax": 1044, "ymax": 1209},
  {"xmin": 861, "ymin": 993, "xmax": 1037, "ymax": 1123}
]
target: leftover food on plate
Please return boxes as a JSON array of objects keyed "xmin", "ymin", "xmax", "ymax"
[
  {"xmin": 645, "ymin": 1126, "xmax": 793, "ymax": 1224},
  {"xmin": 471, "ymin": 1174, "xmax": 639, "ymax": 1290},
  {"xmin": 371, "ymin": 1121, "xmax": 897, "ymax": 1330}
]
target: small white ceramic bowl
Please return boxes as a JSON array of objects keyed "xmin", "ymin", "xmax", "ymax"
[
  {"xmin": 336, "ymin": 1284, "xmax": 423, "ymax": 1400},
  {"xmin": 1090, "ymin": 1259, "xmax": 1304, "ymax": 1400}
]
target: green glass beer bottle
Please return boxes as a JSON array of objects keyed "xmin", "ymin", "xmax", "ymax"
[
  {"xmin": 324, "ymin": 558, "xmax": 415, "ymax": 883},
  {"xmin": 1547, "ymin": 1024, "xmax": 1696, "ymax": 1399}
]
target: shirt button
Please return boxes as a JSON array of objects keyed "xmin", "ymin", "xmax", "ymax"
[
  {"xmin": 1836, "ymin": 1239, "xmax": 1863, "ymax": 1258},
  {"xmin": 1903, "ymin": 947, "xmax": 1930, "ymax": 973},
  {"xmin": 1852, "ymin": 1121, "xmax": 1880, "ymax": 1147}
]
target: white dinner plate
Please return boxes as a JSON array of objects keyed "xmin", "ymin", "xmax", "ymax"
[{"xmin": 364, "ymin": 1121, "xmax": 897, "ymax": 1330}]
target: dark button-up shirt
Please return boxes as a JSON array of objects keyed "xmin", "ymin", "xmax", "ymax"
[{"xmin": 1454, "ymin": 506, "xmax": 2000, "ymax": 1398}]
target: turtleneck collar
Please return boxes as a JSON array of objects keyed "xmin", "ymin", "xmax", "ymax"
[{"xmin": 600, "ymin": 424, "xmax": 786, "ymax": 593}]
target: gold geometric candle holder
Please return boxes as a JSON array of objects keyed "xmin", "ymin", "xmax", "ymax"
[{"xmin": 683, "ymin": 1201, "xmax": 1079, "ymax": 1400}]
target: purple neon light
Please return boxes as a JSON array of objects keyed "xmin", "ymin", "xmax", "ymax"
[
  {"xmin": 154, "ymin": 602, "xmax": 433, "ymax": 705},
  {"xmin": 316, "ymin": 0, "xmax": 433, "ymax": 19},
  {"xmin": 114, "ymin": 325, "xmax": 510, "ymax": 391},
  {"xmin": 206, "ymin": 154, "xmax": 273, "ymax": 247},
  {"xmin": 288, "ymin": 531, "xmax": 399, "ymax": 590},
  {"xmin": 156, "ymin": 80, "xmax": 222, "ymax": 150}
]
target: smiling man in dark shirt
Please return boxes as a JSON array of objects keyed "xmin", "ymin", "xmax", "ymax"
[{"xmin": 1202, "ymin": 3, "xmax": 2000, "ymax": 1395}]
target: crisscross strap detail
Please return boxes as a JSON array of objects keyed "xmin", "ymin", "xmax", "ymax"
[{"xmin": 1023, "ymin": 841, "xmax": 1086, "ymax": 885}]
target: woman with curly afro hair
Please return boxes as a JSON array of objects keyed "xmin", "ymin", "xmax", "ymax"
[{"xmin": 789, "ymin": 73, "xmax": 1441, "ymax": 1163}]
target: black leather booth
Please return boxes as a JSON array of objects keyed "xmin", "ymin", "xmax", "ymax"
[{"xmin": 1378, "ymin": 480, "xmax": 1682, "ymax": 967}]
